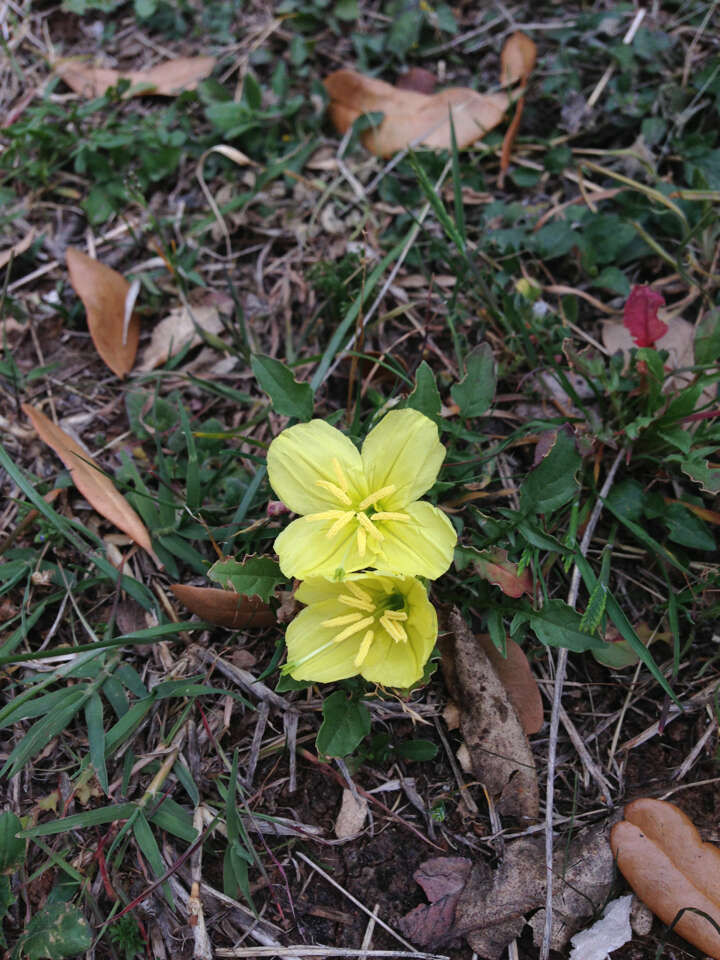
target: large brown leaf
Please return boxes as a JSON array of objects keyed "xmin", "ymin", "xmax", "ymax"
[
  {"xmin": 440, "ymin": 607, "xmax": 539, "ymax": 820},
  {"xmin": 477, "ymin": 634, "xmax": 543, "ymax": 735},
  {"xmin": 611, "ymin": 798, "xmax": 720, "ymax": 958},
  {"xmin": 56, "ymin": 56, "xmax": 215, "ymax": 99},
  {"xmin": 22, "ymin": 404, "xmax": 153, "ymax": 555},
  {"xmin": 170, "ymin": 584, "xmax": 275, "ymax": 629},
  {"xmin": 66, "ymin": 248, "xmax": 139, "ymax": 378},
  {"xmin": 324, "ymin": 70, "xmax": 509, "ymax": 157}
]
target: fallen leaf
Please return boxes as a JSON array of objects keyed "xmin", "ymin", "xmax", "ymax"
[
  {"xmin": 55, "ymin": 55, "xmax": 215, "ymax": 99},
  {"xmin": 170, "ymin": 584, "xmax": 275, "ymax": 629},
  {"xmin": 611, "ymin": 797, "xmax": 720, "ymax": 959},
  {"xmin": 623, "ymin": 285, "xmax": 668, "ymax": 347},
  {"xmin": 398, "ymin": 857, "xmax": 473, "ymax": 947},
  {"xmin": 0, "ymin": 227, "xmax": 36, "ymax": 270},
  {"xmin": 396, "ymin": 67, "xmax": 436, "ymax": 94},
  {"xmin": 473, "ymin": 547, "xmax": 532, "ymax": 598},
  {"xmin": 500, "ymin": 31, "xmax": 537, "ymax": 86},
  {"xmin": 66, "ymin": 248, "xmax": 139, "ymax": 378},
  {"xmin": 439, "ymin": 608, "xmax": 539, "ymax": 820},
  {"xmin": 138, "ymin": 305, "xmax": 223, "ymax": 371},
  {"xmin": 569, "ymin": 895, "xmax": 633, "ymax": 960},
  {"xmin": 324, "ymin": 70, "xmax": 508, "ymax": 157},
  {"xmin": 333, "ymin": 789, "xmax": 368, "ymax": 839},
  {"xmin": 477, "ymin": 634, "xmax": 543, "ymax": 735},
  {"xmin": 22, "ymin": 404, "xmax": 153, "ymax": 556}
]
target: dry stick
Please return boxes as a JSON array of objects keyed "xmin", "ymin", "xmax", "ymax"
[
  {"xmin": 539, "ymin": 447, "xmax": 624, "ymax": 960},
  {"xmin": 215, "ymin": 950, "xmax": 447, "ymax": 959}
]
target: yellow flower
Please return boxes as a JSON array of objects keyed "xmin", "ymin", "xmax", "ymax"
[
  {"xmin": 266, "ymin": 409, "xmax": 456, "ymax": 580},
  {"xmin": 284, "ymin": 573, "xmax": 437, "ymax": 687}
]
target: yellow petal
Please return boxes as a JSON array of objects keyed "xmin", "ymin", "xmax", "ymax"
[
  {"xmin": 274, "ymin": 514, "xmax": 381, "ymax": 580},
  {"xmin": 376, "ymin": 500, "xmax": 456, "ymax": 578},
  {"xmin": 285, "ymin": 603, "xmax": 363, "ymax": 683},
  {"xmin": 267, "ymin": 420, "xmax": 365, "ymax": 516},
  {"xmin": 361, "ymin": 410, "xmax": 445, "ymax": 510},
  {"xmin": 361, "ymin": 579, "xmax": 437, "ymax": 687}
]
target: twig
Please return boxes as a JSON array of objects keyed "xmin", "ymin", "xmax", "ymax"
[
  {"xmin": 215, "ymin": 950, "xmax": 448, "ymax": 959},
  {"xmin": 539, "ymin": 447, "xmax": 624, "ymax": 960}
]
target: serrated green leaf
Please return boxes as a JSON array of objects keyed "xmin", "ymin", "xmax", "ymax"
[
  {"xmin": 520, "ymin": 430, "xmax": 581, "ymax": 515},
  {"xmin": 207, "ymin": 556, "xmax": 284, "ymax": 603},
  {"xmin": 251, "ymin": 354, "xmax": 314, "ymax": 420},
  {"xmin": 316, "ymin": 691, "xmax": 371, "ymax": 758},
  {"xmin": 13, "ymin": 902, "xmax": 92, "ymax": 959},
  {"xmin": 451, "ymin": 344, "xmax": 496, "ymax": 418}
]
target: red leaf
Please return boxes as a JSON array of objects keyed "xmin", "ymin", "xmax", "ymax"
[
  {"xmin": 623, "ymin": 285, "xmax": 667, "ymax": 347},
  {"xmin": 473, "ymin": 548, "xmax": 532, "ymax": 598}
]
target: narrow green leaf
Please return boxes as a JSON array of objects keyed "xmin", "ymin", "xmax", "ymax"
[
  {"xmin": 0, "ymin": 811, "xmax": 25, "ymax": 874},
  {"xmin": 1, "ymin": 689, "xmax": 88, "ymax": 777},
  {"xmin": 133, "ymin": 811, "xmax": 172, "ymax": 905},
  {"xmin": 84, "ymin": 693, "xmax": 108, "ymax": 794},
  {"xmin": 20, "ymin": 803, "xmax": 138, "ymax": 838}
]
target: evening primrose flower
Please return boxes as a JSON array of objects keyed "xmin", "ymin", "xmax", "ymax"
[
  {"xmin": 266, "ymin": 409, "xmax": 456, "ymax": 580},
  {"xmin": 284, "ymin": 573, "xmax": 437, "ymax": 687}
]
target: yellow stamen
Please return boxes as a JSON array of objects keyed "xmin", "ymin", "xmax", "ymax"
[
  {"xmin": 354, "ymin": 630, "xmax": 374, "ymax": 666},
  {"xmin": 357, "ymin": 485, "xmax": 396, "ymax": 511},
  {"xmin": 372, "ymin": 511, "xmax": 409, "ymax": 522},
  {"xmin": 356, "ymin": 511, "xmax": 384, "ymax": 541},
  {"xmin": 322, "ymin": 612, "xmax": 363, "ymax": 628},
  {"xmin": 383, "ymin": 610, "xmax": 408, "ymax": 621},
  {"xmin": 332, "ymin": 457, "xmax": 349, "ymax": 491},
  {"xmin": 316, "ymin": 479, "xmax": 352, "ymax": 505},
  {"xmin": 333, "ymin": 616, "xmax": 374, "ymax": 643},
  {"xmin": 380, "ymin": 614, "xmax": 405, "ymax": 642},
  {"xmin": 357, "ymin": 526, "xmax": 366, "ymax": 558},
  {"xmin": 326, "ymin": 510, "xmax": 355, "ymax": 538},
  {"xmin": 338, "ymin": 593, "xmax": 375, "ymax": 612},
  {"xmin": 345, "ymin": 581, "xmax": 373, "ymax": 603},
  {"xmin": 310, "ymin": 510, "xmax": 348, "ymax": 522}
]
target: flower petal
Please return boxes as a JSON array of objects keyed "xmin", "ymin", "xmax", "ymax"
[
  {"xmin": 274, "ymin": 514, "xmax": 382, "ymax": 580},
  {"xmin": 361, "ymin": 410, "xmax": 445, "ymax": 509},
  {"xmin": 361, "ymin": 580, "xmax": 437, "ymax": 687},
  {"xmin": 375, "ymin": 501, "xmax": 456, "ymax": 578},
  {"xmin": 267, "ymin": 420, "xmax": 365, "ymax": 515},
  {"xmin": 285, "ymin": 602, "xmax": 362, "ymax": 682}
]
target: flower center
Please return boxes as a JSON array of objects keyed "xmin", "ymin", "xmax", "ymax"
[
  {"xmin": 314, "ymin": 458, "xmax": 410, "ymax": 558},
  {"xmin": 321, "ymin": 581, "xmax": 409, "ymax": 666}
]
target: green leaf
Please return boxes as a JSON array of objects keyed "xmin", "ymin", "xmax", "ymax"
[
  {"xmin": 20, "ymin": 803, "xmax": 138, "ymax": 839},
  {"xmin": 396, "ymin": 739, "xmax": 438, "ymax": 762},
  {"xmin": 520, "ymin": 430, "xmax": 581, "ymax": 515},
  {"xmin": 593, "ymin": 266, "xmax": 631, "ymax": 296},
  {"xmin": 404, "ymin": 361, "xmax": 442, "ymax": 423},
  {"xmin": 451, "ymin": 344, "xmax": 496, "ymax": 418},
  {"xmin": 592, "ymin": 637, "xmax": 640, "ymax": 670},
  {"xmin": 663, "ymin": 502, "xmax": 715, "ymax": 551},
  {"xmin": 250, "ymin": 354, "xmax": 314, "ymax": 420},
  {"xmin": 12, "ymin": 903, "xmax": 92, "ymax": 959},
  {"xmin": 0, "ymin": 812, "xmax": 24, "ymax": 874},
  {"xmin": 681, "ymin": 457, "xmax": 720, "ymax": 494},
  {"xmin": 316, "ymin": 691, "xmax": 371, "ymax": 758},
  {"xmin": 84, "ymin": 693, "xmax": 108, "ymax": 795},
  {"xmin": 207, "ymin": 556, "xmax": 284, "ymax": 604},
  {"xmin": 133, "ymin": 812, "xmax": 172, "ymax": 904},
  {"xmin": 694, "ymin": 309, "xmax": 720, "ymax": 366},
  {"xmin": 514, "ymin": 599, "xmax": 605, "ymax": 652}
]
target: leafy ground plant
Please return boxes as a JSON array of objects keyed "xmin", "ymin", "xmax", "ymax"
[{"xmin": 1, "ymin": 1, "xmax": 720, "ymax": 959}]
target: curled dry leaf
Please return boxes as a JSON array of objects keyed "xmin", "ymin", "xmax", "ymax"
[
  {"xmin": 170, "ymin": 584, "xmax": 275, "ymax": 629},
  {"xmin": 324, "ymin": 70, "xmax": 508, "ymax": 158},
  {"xmin": 55, "ymin": 56, "xmax": 215, "ymax": 99},
  {"xmin": 333, "ymin": 788, "xmax": 368, "ymax": 839},
  {"xmin": 22, "ymin": 404, "xmax": 153, "ymax": 557},
  {"xmin": 66, "ymin": 248, "xmax": 139, "ymax": 378},
  {"xmin": 398, "ymin": 857, "xmax": 473, "ymax": 947},
  {"xmin": 611, "ymin": 797, "xmax": 720, "ymax": 959},
  {"xmin": 139, "ymin": 305, "xmax": 223, "ymax": 371},
  {"xmin": 439, "ymin": 608, "xmax": 539, "ymax": 819}
]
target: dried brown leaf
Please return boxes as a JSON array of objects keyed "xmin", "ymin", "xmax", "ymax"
[
  {"xmin": 440, "ymin": 608, "xmax": 539, "ymax": 819},
  {"xmin": 477, "ymin": 634, "xmax": 544, "ymax": 735},
  {"xmin": 396, "ymin": 67, "xmax": 436, "ymax": 94},
  {"xmin": 398, "ymin": 858, "xmax": 473, "ymax": 947},
  {"xmin": 139, "ymin": 305, "xmax": 223, "ymax": 371},
  {"xmin": 0, "ymin": 227, "xmax": 36, "ymax": 270},
  {"xmin": 22, "ymin": 404, "xmax": 153, "ymax": 555},
  {"xmin": 324, "ymin": 70, "xmax": 508, "ymax": 158},
  {"xmin": 55, "ymin": 56, "xmax": 215, "ymax": 98},
  {"xmin": 333, "ymin": 789, "xmax": 368, "ymax": 839},
  {"xmin": 611, "ymin": 798, "xmax": 720, "ymax": 959},
  {"xmin": 66, "ymin": 248, "xmax": 139, "ymax": 378},
  {"xmin": 473, "ymin": 547, "xmax": 532, "ymax": 598},
  {"xmin": 170, "ymin": 584, "xmax": 275, "ymax": 629}
]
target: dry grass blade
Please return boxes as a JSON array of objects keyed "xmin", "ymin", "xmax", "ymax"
[
  {"xmin": 171, "ymin": 584, "xmax": 275, "ymax": 628},
  {"xmin": 22, "ymin": 403, "xmax": 154, "ymax": 556},
  {"xmin": 66, "ymin": 247, "xmax": 139, "ymax": 378},
  {"xmin": 55, "ymin": 56, "xmax": 216, "ymax": 98}
]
